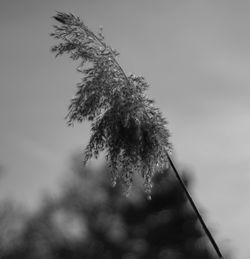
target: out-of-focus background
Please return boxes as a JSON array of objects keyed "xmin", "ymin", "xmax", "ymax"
[
  {"xmin": 0, "ymin": 0, "xmax": 249, "ymax": 258},
  {"xmin": 0, "ymin": 155, "xmax": 230, "ymax": 259}
]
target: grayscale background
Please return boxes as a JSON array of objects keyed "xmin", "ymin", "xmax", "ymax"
[{"xmin": 0, "ymin": 1, "xmax": 249, "ymax": 258}]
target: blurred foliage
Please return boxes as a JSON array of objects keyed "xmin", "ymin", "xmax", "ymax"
[{"xmin": 0, "ymin": 154, "xmax": 226, "ymax": 259}]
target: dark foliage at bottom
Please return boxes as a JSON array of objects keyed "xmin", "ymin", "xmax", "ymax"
[{"xmin": 0, "ymin": 156, "xmax": 222, "ymax": 259}]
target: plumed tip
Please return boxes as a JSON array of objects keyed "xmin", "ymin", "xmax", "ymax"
[{"xmin": 53, "ymin": 12, "xmax": 67, "ymax": 24}]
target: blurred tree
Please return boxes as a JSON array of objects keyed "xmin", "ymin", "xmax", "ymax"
[
  {"xmin": 0, "ymin": 201, "xmax": 27, "ymax": 258},
  {"xmin": 0, "ymin": 154, "xmax": 225, "ymax": 259}
]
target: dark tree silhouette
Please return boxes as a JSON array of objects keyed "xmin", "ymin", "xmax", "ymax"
[{"xmin": 0, "ymin": 155, "xmax": 225, "ymax": 259}]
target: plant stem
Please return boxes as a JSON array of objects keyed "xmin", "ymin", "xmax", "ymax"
[
  {"xmin": 167, "ymin": 153, "xmax": 225, "ymax": 259},
  {"xmin": 80, "ymin": 22, "xmax": 225, "ymax": 258},
  {"xmin": 86, "ymin": 28, "xmax": 131, "ymax": 86}
]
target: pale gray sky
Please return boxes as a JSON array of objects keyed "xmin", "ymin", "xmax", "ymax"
[{"xmin": 0, "ymin": 1, "xmax": 250, "ymax": 258}]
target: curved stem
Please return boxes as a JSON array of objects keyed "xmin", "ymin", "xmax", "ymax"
[
  {"xmin": 57, "ymin": 16, "xmax": 225, "ymax": 258},
  {"xmin": 90, "ymin": 24, "xmax": 225, "ymax": 259},
  {"xmin": 167, "ymin": 153, "xmax": 225, "ymax": 258},
  {"xmin": 86, "ymin": 28, "xmax": 131, "ymax": 86}
]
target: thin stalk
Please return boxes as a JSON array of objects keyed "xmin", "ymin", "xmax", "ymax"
[
  {"xmin": 57, "ymin": 17, "xmax": 225, "ymax": 257},
  {"xmin": 85, "ymin": 27, "xmax": 132, "ymax": 87},
  {"xmin": 93, "ymin": 27, "xmax": 225, "ymax": 258},
  {"xmin": 167, "ymin": 153, "xmax": 225, "ymax": 259},
  {"xmin": 92, "ymin": 26, "xmax": 225, "ymax": 258}
]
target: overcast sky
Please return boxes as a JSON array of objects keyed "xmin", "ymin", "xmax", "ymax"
[{"xmin": 0, "ymin": 1, "xmax": 250, "ymax": 258}]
